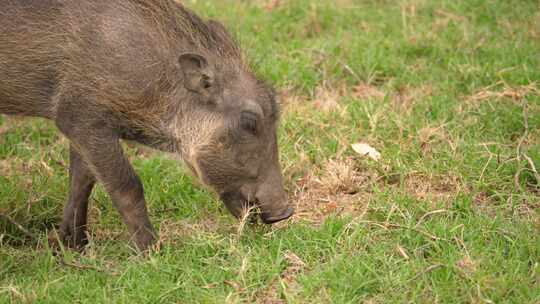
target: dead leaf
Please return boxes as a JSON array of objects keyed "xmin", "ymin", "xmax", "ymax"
[{"xmin": 351, "ymin": 143, "xmax": 381, "ymax": 161}]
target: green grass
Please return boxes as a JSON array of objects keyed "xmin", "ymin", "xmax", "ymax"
[{"xmin": 1, "ymin": 0, "xmax": 539, "ymax": 303}]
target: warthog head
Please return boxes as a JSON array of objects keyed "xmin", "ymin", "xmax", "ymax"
[{"xmin": 174, "ymin": 51, "xmax": 294, "ymax": 224}]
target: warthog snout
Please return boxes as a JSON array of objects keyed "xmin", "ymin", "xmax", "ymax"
[
  {"xmin": 254, "ymin": 166, "xmax": 294, "ymax": 224},
  {"xmin": 259, "ymin": 204, "xmax": 295, "ymax": 224},
  {"xmin": 220, "ymin": 189, "xmax": 294, "ymax": 224},
  {"xmin": 219, "ymin": 165, "xmax": 294, "ymax": 224}
]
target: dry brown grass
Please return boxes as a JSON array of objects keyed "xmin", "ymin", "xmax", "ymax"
[
  {"xmin": 0, "ymin": 158, "xmax": 13, "ymax": 176},
  {"xmin": 0, "ymin": 115, "xmax": 26, "ymax": 137},
  {"xmin": 531, "ymin": 10, "xmax": 540, "ymax": 39},
  {"xmin": 283, "ymin": 157, "xmax": 465, "ymax": 224},
  {"xmin": 468, "ymin": 82, "xmax": 539, "ymax": 103},
  {"xmin": 392, "ymin": 84, "xmax": 433, "ymax": 111},
  {"xmin": 403, "ymin": 173, "xmax": 464, "ymax": 204},
  {"xmin": 263, "ymin": 0, "xmax": 284, "ymax": 12},
  {"xmin": 417, "ymin": 124, "xmax": 450, "ymax": 155},
  {"xmin": 283, "ymin": 82, "xmax": 432, "ymax": 120},
  {"xmin": 352, "ymin": 82, "xmax": 386, "ymax": 101},
  {"xmin": 279, "ymin": 85, "xmax": 458, "ymax": 223},
  {"xmin": 456, "ymin": 255, "xmax": 477, "ymax": 275},
  {"xmin": 0, "ymin": 157, "xmax": 34, "ymax": 188},
  {"xmin": 288, "ymin": 158, "xmax": 374, "ymax": 224},
  {"xmin": 312, "ymin": 85, "xmax": 342, "ymax": 112},
  {"xmin": 88, "ymin": 205, "xmax": 223, "ymax": 247}
]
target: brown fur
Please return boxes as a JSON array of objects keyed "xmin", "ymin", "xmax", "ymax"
[{"xmin": 0, "ymin": 0, "xmax": 293, "ymax": 251}]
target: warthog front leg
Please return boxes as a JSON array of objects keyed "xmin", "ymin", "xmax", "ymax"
[
  {"xmin": 55, "ymin": 102, "xmax": 156, "ymax": 251},
  {"xmin": 57, "ymin": 145, "xmax": 96, "ymax": 250}
]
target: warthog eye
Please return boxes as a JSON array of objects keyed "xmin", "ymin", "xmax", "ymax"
[{"xmin": 240, "ymin": 111, "xmax": 258, "ymax": 134}]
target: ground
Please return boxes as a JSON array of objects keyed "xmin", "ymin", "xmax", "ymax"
[{"xmin": 1, "ymin": 0, "xmax": 539, "ymax": 303}]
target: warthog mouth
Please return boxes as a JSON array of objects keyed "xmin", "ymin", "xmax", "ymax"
[
  {"xmin": 259, "ymin": 206, "xmax": 295, "ymax": 224},
  {"xmin": 220, "ymin": 191, "xmax": 294, "ymax": 224}
]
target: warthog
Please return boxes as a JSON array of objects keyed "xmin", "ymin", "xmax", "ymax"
[{"xmin": 0, "ymin": 0, "xmax": 294, "ymax": 251}]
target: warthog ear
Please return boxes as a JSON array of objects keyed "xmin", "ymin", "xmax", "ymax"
[{"xmin": 178, "ymin": 53, "xmax": 214, "ymax": 94}]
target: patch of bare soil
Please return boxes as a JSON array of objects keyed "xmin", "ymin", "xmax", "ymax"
[
  {"xmin": 289, "ymin": 158, "xmax": 375, "ymax": 224},
  {"xmin": 352, "ymin": 82, "xmax": 386, "ymax": 101},
  {"xmin": 284, "ymin": 157, "xmax": 464, "ymax": 224}
]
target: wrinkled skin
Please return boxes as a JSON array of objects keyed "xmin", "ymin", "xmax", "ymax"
[{"xmin": 0, "ymin": 0, "xmax": 293, "ymax": 251}]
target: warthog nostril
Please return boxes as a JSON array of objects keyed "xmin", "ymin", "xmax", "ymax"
[{"xmin": 260, "ymin": 206, "xmax": 294, "ymax": 224}]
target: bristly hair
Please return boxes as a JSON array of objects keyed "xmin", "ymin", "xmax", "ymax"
[{"xmin": 130, "ymin": 0, "xmax": 243, "ymax": 63}]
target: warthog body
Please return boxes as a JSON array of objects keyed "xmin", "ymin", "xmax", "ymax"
[{"xmin": 0, "ymin": 0, "xmax": 293, "ymax": 250}]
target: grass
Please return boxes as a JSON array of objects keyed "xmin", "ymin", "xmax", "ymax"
[{"xmin": 1, "ymin": 0, "xmax": 539, "ymax": 303}]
